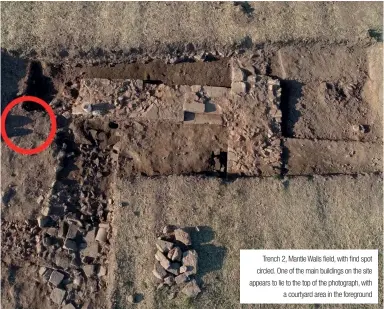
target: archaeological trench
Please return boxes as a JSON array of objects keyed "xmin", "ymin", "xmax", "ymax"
[{"xmin": 1, "ymin": 5, "xmax": 383, "ymax": 309}]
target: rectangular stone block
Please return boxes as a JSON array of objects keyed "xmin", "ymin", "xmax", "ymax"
[
  {"xmin": 285, "ymin": 138, "xmax": 382, "ymax": 175},
  {"xmin": 285, "ymin": 81, "xmax": 383, "ymax": 142},
  {"xmin": 183, "ymin": 113, "xmax": 223, "ymax": 125}
]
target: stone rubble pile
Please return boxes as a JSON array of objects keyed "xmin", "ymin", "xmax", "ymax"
[
  {"xmin": 153, "ymin": 226, "xmax": 201, "ymax": 298},
  {"xmin": 33, "ymin": 132, "xmax": 115, "ymax": 308}
]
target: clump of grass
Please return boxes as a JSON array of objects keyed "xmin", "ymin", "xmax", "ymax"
[{"xmin": 368, "ymin": 29, "xmax": 383, "ymax": 42}]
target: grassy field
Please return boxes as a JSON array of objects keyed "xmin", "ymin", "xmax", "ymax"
[{"xmin": 108, "ymin": 174, "xmax": 382, "ymax": 309}]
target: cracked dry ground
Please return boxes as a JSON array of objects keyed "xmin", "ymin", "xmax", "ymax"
[{"xmin": 1, "ymin": 42, "xmax": 383, "ymax": 309}]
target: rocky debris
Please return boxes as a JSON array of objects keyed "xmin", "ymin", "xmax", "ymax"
[
  {"xmin": 175, "ymin": 273, "xmax": 189, "ymax": 285},
  {"xmin": 64, "ymin": 239, "xmax": 77, "ymax": 251},
  {"xmin": 153, "ymin": 261, "xmax": 168, "ymax": 280},
  {"xmin": 49, "ymin": 270, "xmax": 65, "ymax": 286},
  {"xmin": 156, "ymin": 239, "xmax": 174, "ymax": 253},
  {"xmin": 42, "ymin": 269, "xmax": 53, "ymax": 283},
  {"xmin": 95, "ymin": 227, "xmax": 107, "ymax": 243},
  {"xmin": 155, "ymin": 250, "xmax": 171, "ymax": 270},
  {"xmin": 1, "ymin": 123, "xmax": 113, "ymax": 308},
  {"xmin": 66, "ymin": 223, "xmax": 78, "ymax": 239},
  {"xmin": 97, "ymin": 265, "xmax": 107, "ymax": 277},
  {"xmin": 167, "ymin": 246, "xmax": 182, "ymax": 261},
  {"xmin": 50, "ymin": 288, "xmax": 66, "ymax": 305},
  {"xmin": 39, "ymin": 266, "xmax": 47, "ymax": 276},
  {"xmin": 181, "ymin": 279, "xmax": 201, "ymax": 298},
  {"xmin": 153, "ymin": 226, "xmax": 200, "ymax": 299},
  {"xmin": 174, "ymin": 228, "xmax": 192, "ymax": 245},
  {"xmin": 73, "ymin": 79, "xmax": 183, "ymax": 121},
  {"xmin": 83, "ymin": 264, "xmax": 95, "ymax": 278},
  {"xmin": 1, "ymin": 219, "xmax": 38, "ymax": 261},
  {"xmin": 179, "ymin": 265, "xmax": 188, "ymax": 274},
  {"xmin": 182, "ymin": 250, "xmax": 198, "ymax": 275}
]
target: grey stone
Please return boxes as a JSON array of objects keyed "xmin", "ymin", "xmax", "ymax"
[
  {"xmin": 155, "ymin": 250, "xmax": 171, "ymax": 270},
  {"xmin": 49, "ymin": 270, "xmax": 64, "ymax": 286},
  {"xmin": 156, "ymin": 239, "xmax": 174, "ymax": 253},
  {"xmin": 167, "ymin": 246, "xmax": 182, "ymax": 262},
  {"xmin": 42, "ymin": 269, "xmax": 52, "ymax": 283},
  {"xmin": 38, "ymin": 266, "xmax": 47, "ymax": 276},
  {"xmin": 46, "ymin": 228, "xmax": 58, "ymax": 237},
  {"xmin": 127, "ymin": 294, "xmax": 137, "ymax": 304},
  {"xmin": 175, "ymin": 273, "xmax": 189, "ymax": 285},
  {"xmin": 182, "ymin": 250, "xmax": 198, "ymax": 275},
  {"xmin": 73, "ymin": 275, "xmax": 83, "ymax": 286},
  {"xmin": 83, "ymin": 264, "xmax": 95, "ymax": 278},
  {"xmin": 98, "ymin": 222, "xmax": 109, "ymax": 229},
  {"xmin": 174, "ymin": 228, "xmax": 191, "ymax": 245},
  {"xmin": 181, "ymin": 279, "xmax": 201, "ymax": 297},
  {"xmin": 153, "ymin": 261, "xmax": 168, "ymax": 280},
  {"xmin": 66, "ymin": 224, "xmax": 78, "ymax": 239},
  {"xmin": 97, "ymin": 266, "xmax": 107, "ymax": 277},
  {"xmin": 42, "ymin": 235, "xmax": 54, "ymax": 246},
  {"xmin": 63, "ymin": 239, "xmax": 77, "ymax": 251},
  {"xmin": 179, "ymin": 265, "xmax": 188, "ymax": 273},
  {"xmin": 50, "ymin": 288, "xmax": 66, "ymax": 305},
  {"xmin": 55, "ymin": 253, "xmax": 71, "ymax": 269},
  {"xmin": 95, "ymin": 227, "xmax": 107, "ymax": 242},
  {"xmin": 82, "ymin": 241, "xmax": 99, "ymax": 259},
  {"xmin": 58, "ymin": 221, "xmax": 67, "ymax": 239}
]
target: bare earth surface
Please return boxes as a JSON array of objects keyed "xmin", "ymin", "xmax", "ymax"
[{"xmin": 1, "ymin": 2, "xmax": 383, "ymax": 309}]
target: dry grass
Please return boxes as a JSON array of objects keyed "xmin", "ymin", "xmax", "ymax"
[{"xmin": 108, "ymin": 174, "xmax": 382, "ymax": 309}]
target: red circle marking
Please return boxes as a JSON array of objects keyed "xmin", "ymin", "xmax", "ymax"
[{"xmin": 1, "ymin": 96, "xmax": 57, "ymax": 155}]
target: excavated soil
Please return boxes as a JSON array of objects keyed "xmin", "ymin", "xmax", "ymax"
[{"xmin": 1, "ymin": 4, "xmax": 383, "ymax": 308}]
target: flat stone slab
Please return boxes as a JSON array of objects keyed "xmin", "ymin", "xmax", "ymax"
[
  {"xmin": 50, "ymin": 288, "xmax": 66, "ymax": 305},
  {"xmin": 285, "ymin": 138, "xmax": 382, "ymax": 175}
]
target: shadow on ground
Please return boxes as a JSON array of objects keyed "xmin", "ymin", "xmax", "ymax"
[
  {"xmin": 1, "ymin": 51, "xmax": 27, "ymax": 112},
  {"xmin": 186, "ymin": 226, "xmax": 227, "ymax": 285}
]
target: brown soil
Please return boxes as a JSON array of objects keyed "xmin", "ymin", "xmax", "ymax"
[{"xmin": 0, "ymin": 7, "xmax": 383, "ymax": 308}]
